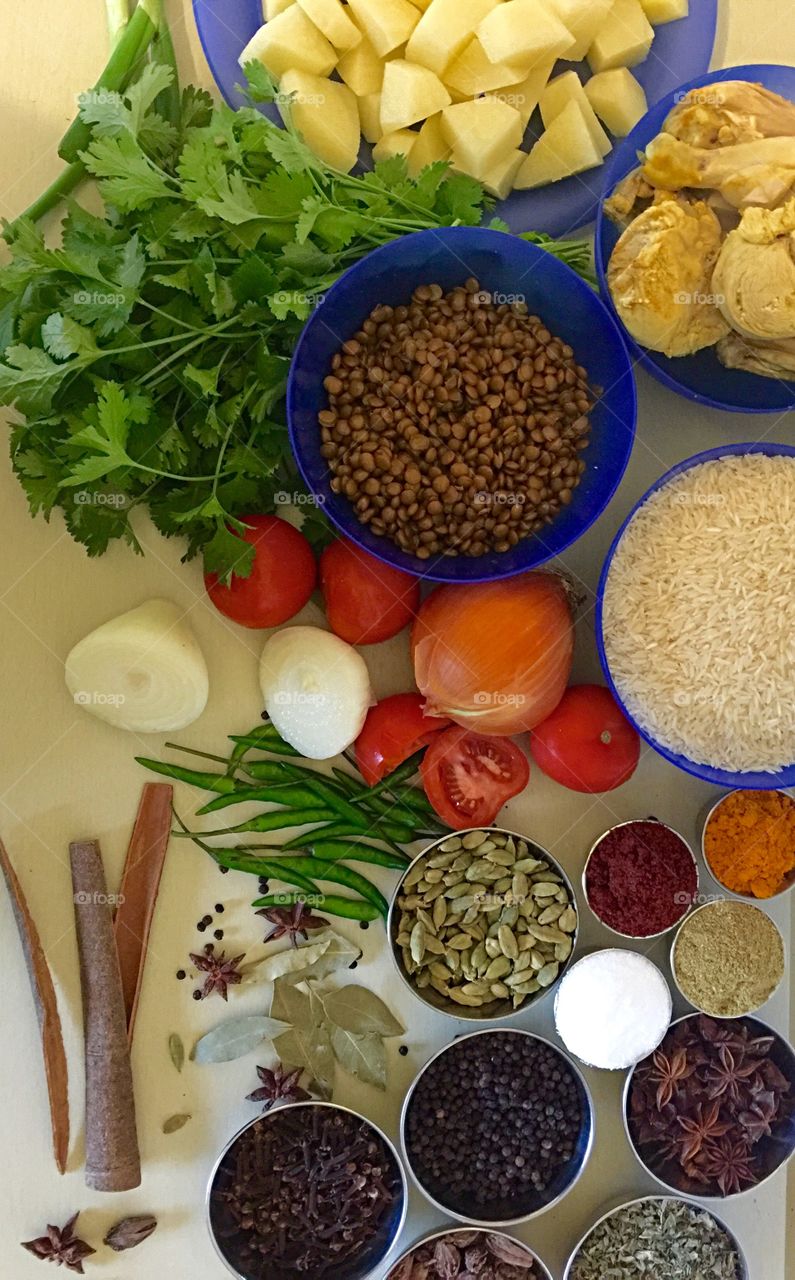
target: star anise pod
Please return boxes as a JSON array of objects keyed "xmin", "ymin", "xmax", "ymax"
[
  {"xmin": 705, "ymin": 1045, "xmax": 761, "ymax": 1104},
  {"xmin": 676, "ymin": 1100, "xmax": 733, "ymax": 1164},
  {"xmin": 648, "ymin": 1046, "xmax": 696, "ymax": 1110},
  {"xmin": 22, "ymin": 1213, "xmax": 96, "ymax": 1274},
  {"xmin": 247, "ymin": 1062, "xmax": 310, "ymax": 1111},
  {"xmin": 700, "ymin": 1136, "xmax": 757, "ymax": 1196},
  {"xmin": 189, "ymin": 945, "xmax": 246, "ymax": 1000},
  {"xmin": 257, "ymin": 899, "xmax": 329, "ymax": 947}
]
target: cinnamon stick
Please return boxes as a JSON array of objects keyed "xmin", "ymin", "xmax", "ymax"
[
  {"xmin": 70, "ymin": 839, "xmax": 141, "ymax": 1192},
  {"xmin": 0, "ymin": 838, "xmax": 69, "ymax": 1174},
  {"xmin": 114, "ymin": 782, "xmax": 173, "ymax": 1038}
]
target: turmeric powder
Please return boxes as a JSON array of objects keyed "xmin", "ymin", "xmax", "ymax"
[{"xmin": 704, "ymin": 789, "xmax": 795, "ymax": 898}]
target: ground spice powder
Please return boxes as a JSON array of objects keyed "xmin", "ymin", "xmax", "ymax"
[
  {"xmin": 673, "ymin": 899, "xmax": 784, "ymax": 1017},
  {"xmin": 585, "ymin": 820, "xmax": 697, "ymax": 936},
  {"xmin": 704, "ymin": 789, "xmax": 795, "ymax": 898}
]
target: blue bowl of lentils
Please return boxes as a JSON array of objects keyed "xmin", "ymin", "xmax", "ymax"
[{"xmin": 400, "ymin": 1027, "xmax": 594, "ymax": 1225}]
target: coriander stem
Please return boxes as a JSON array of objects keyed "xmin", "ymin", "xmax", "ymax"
[
  {"xmin": 3, "ymin": 162, "xmax": 87, "ymax": 238},
  {"xmin": 106, "ymin": 0, "xmax": 130, "ymax": 47}
]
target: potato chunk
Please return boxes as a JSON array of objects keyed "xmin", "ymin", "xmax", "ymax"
[
  {"xmin": 373, "ymin": 129, "xmax": 418, "ymax": 163},
  {"xmin": 477, "ymin": 0, "xmax": 574, "ymax": 68},
  {"xmin": 445, "ymin": 38, "xmax": 528, "ymax": 97},
  {"xmin": 587, "ymin": 0, "xmax": 654, "ymax": 72},
  {"xmin": 337, "ymin": 28, "xmax": 384, "ymax": 95},
  {"xmin": 639, "ymin": 0, "xmax": 688, "ymax": 21},
  {"xmin": 265, "ymin": 0, "xmax": 295, "ymax": 17},
  {"xmin": 481, "ymin": 149, "xmax": 525, "ymax": 198},
  {"xmin": 358, "ymin": 92, "xmax": 382, "ymax": 142},
  {"xmin": 279, "ymin": 70, "xmax": 360, "ymax": 170},
  {"xmin": 441, "ymin": 97, "xmax": 524, "ymax": 179},
  {"xmin": 406, "ymin": 0, "xmax": 500, "ymax": 76},
  {"xmin": 407, "ymin": 114, "xmax": 449, "ymax": 173},
  {"xmin": 548, "ymin": 0, "xmax": 612, "ymax": 61},
  {"xmin": 514, "ymin": 100, "xmax": 604, "ymax": 187},
  {"xmin": 239, "ymin": 10, "xmax": 337, "ymax": 79},
  {"xmin": 492, "ymin": 60, "xmax": 555, "ymax": 125},
  {"xmin": 540, "ymin": 71, "xmax": 611, "ymax": 157},
  {"xmin": 584, "ymin": 67, "xmax": 648, "ymax": 135},
  {"xmin": 381, "ymin": 59, "xmax": 451, "ymax": 131},
  {"xmin": 297, "ymin": 0, "xmax": 362, "ymax": 51},
  {"xmin": 347, "ymin": 0, "xmax": 419, "ymax": 57}
]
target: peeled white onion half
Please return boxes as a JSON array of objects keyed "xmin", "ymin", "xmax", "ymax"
[
  {"xmin": 259, "ymin": 625, "xmax": 373, "ymax": 759},
  {"xmin": 65, "ymin": 599, "xmax": 210, "ymax": 733}
]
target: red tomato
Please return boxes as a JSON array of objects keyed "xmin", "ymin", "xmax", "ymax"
[
  {"xmin": 204, "ymin": 515, "xmax": 316, "ymax": 629},
  {"xmin": 420, "ymin": 726, "xmax": 530, "ymax": 829},
  {"xmin": 320, "ymin": 538, "xmax": 420, "ymax": 645},
  {"xmin": 355, "ymin": 693, "xmax": 450, "ymax": 786},
  {"xmin": 529, "ymin": 684, "xmax": 640, "ymax": 793}
]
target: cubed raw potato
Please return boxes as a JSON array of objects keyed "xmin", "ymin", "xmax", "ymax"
[
  {"xmin": 639, "ymin": 0, "xmax": 688, "ymax": 21},
  {"xmin": 491, "ymin": 60, "xmax": 555, "ymax": 126},
  {"xmin": 265, "ymin": 0, "xmax": 295, "ymax": 17},
  {"xmin": 373, "ymin": 129, "xmax": 418, "ymax": 162},
  {"xmin": 297, "ymin": 0, "xmax": 362, "ymax": 51},
  {"xmin": 411, "ymin": 0, "xmax": 433, "ymax": 8},
  {"xmin": 445, "ymin": 38, "xmax": 528, "ymax": 97},
  {"xmin": 239, "ymin": 10, "xmax": 337, "ymax": 79},
  {"xmin": 381, "ymin": 59, "xmax": 451, "ymax": 132},
  {"xmin": 407, "ymin": 114, "xmax": 450, "ymax": 173},
  {"xmin": 347, "ymin": 0, "xmax": 419, "ymax": 57},
  {"xmin": 406, "ymin": 0, "xmax": 500, "ymax": 76},
  {"xmin": 358, "ymin": 92, "xmax": 382, "ymax": 142},
  {"xmin": 337, "ymin": 29, "xmax": 384, "ymax": 95},
  {"xmin": 540, "ymin": 71, "xmax": 611, "ymax": 157},
  {"xmin": 477, "ymin": 0, "xmax": 575, "ymax": 68},
  {"xmin": 481, "ymin": 148, "xmax": 525, "ymax": 197},
  {"xmin": 514, "ymin": 99, "xmax": 604, "ymax": 187},
  {"xmin": 279, "ymin": 70, "xmax": 360, "ymax": 170},
  {"xmin": 585, "ymin": 67, "xmax": 647, "ymax": 135},
  {"xmin": 548, "ymin": 0, "xmax": 612, "ymax": 60},
  {"xmin": 441, "ymin": 98, "xmax": 524, "ymax": 180},
  {"xmin": 587, "ymin": 0, "xmax": 654, "ymax": 71}
]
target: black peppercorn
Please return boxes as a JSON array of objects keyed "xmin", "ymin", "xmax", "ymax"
[
  {"xmin": 359, "ymin": 921, "xmax": 369, "ymax": 931},
  {"xmin": 215, "ymin": 903, "xmax": 225, "ymax": 914},
  {"xmin": 214, "ymin": 929, "xmax": 224, "ymax": 941},
  {"xmin": 192, "ymin": 990, "xmax": 203, "ymax": 1001},
  {"xmin": 399, "ymin": 1045, "xmax": 409, "ymax": 1057},
  {"xmin": 197, "ymin": 922, "xmax": 207, "ymax": 933},
  {"xmin": 176, "ymin": 969, "xmax": 186, "ymax": 980}
]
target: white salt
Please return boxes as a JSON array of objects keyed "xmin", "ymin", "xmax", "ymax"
[{"xmin": 553, "ymin": 949, "xmax": 672, "ymax": 1070}]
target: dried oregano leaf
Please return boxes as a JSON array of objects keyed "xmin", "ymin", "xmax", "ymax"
[
  {"xmin": 162, "ymin": 1114, "xmax": 191, "ymax": 1134},
  {"xmin": 168, "ymin": 1033, "xmax": 185, "ymax": 1073}
]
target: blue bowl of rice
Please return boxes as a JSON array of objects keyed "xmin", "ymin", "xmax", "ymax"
[{"xmin": 596, "ymin": 442, "xmax": 795, "ymax": 789}]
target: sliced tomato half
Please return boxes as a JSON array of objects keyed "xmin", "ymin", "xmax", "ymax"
[
  {"xmin": 355, "ymin": 692, "xmax": 449, "ymax": 786},
  {"xmin": 420, "ymin": 726, "xmax": 530, "ymax": 830}
]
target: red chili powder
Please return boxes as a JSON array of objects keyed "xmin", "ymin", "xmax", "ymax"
[{"xmin": 585, "ymin": 820, "xmax": 697, "ymax": 937}]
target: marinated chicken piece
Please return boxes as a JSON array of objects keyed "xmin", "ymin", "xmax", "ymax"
[
  {"xmin": 607, "ymin": 196, "xmax": 729, "ymax": 356},
  {"xmin": 712, "ymin": 199, "xmax": 795, "ymax": 340},
  {"xmin": 718, "ymin": 331, "xmax": 795, "ymax": 379},
  {"xmin": 604, "ymin": 166, "xmax": 656, "ymax": 225},
  {"xmin": 642, "ymin": 133, "xmax": 795, "ymax": 208},
  {"xmin": 664, "ymin": 81, "xmax": 795, "ymax": 148}
]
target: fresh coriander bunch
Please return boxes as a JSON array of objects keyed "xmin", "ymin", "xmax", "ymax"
[{"xmin": 0, "ymin": 62, "xmax": 592, "ymax": 581}]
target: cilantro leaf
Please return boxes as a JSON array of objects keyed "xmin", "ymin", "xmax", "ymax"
[{"xmin": 81, "ymin": 133, "xmax": 174, "ymax": 209}]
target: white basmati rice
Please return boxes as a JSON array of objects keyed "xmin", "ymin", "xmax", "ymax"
[{"xmin": 602, "ymin": 453, "xmax": 795, "ymax": 774}]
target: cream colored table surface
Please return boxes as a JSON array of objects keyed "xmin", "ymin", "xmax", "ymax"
[{"xmin": 0, "ymin": 2, "xmax": 793, "ymax": 1277}]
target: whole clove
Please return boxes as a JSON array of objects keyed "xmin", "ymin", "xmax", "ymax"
[{"xmin": 210, "ymin": 1106, "xmax": 402, "ymax": 1279}]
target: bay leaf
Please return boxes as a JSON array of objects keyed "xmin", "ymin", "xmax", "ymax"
[
  {"xmin": 256, "ymin": 937, "xmax": 331, "ymax": 982},
  {"xmin": 163, "ymin": 1113, "xmax": 191, "ymax": 1134},
  {"xmin": 322, "ymin": 985, "xmax": 405, "ymax": 1037},
  {"xmin": 274, "ymin": 1022, "xmax": 335, "ymax": 1100},
  {"xmin": 270, "ymin": 977, "xmax": 313, "ymax": 1028},
  {"xmin": 294, "ymin": 929, "xmax": 361, "ymax": 980},
  {"xmin": 330, "ymin": 1026, "xmax": 387, "ymax": 1090},
  {"xmin": 192, "ymin": 1015, "xmax": 289, "ymax": 1065},
  {"xmin": 168, "ymin": 1032, "xmax": 185, "ymax": 1073}
]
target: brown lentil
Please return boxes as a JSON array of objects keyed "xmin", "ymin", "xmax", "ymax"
[{"xmin": 320, "ymin": 279, "xmax": 595, "ymax": 560}]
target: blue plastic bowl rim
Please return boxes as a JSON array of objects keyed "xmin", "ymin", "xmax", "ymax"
[
  {"xmin": 595, "ymin": 441, "xmax": 795, "ymax": 789},
  {"xmin": 594, "ymin": 62, "xmax": 795, "ymax": 415},
  {"xmin": 287, "ymin": 226, "xmax": 638, "ymax": 583}
]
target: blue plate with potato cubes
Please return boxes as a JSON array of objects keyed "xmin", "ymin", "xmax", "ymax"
[{"xmin": 193, "ymin": 0, "xmax": 717, "ymax": 235}]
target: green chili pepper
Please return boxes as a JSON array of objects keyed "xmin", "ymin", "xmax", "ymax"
[
  {"xmin": 197, "ymin": 783, "xmax": 321, "ymax": 814},
  {"xmin": 307, "ymin": 839, "xmax": 409, "ymax": 871},
  {"xmin": 298, "ymin": 774, "xmax": 376, "ymax": 833},
  {"xmin": 229, "ymin": 727, "xmax": 301, "ymax": 756},
  {"xmin": 210, "ymin": 849, "xmax": 320, "ymax": 894},
  {"xmin": 279, "ymin": 821, "xmax": 360, "ymax": 848},
  {"xmin": 252, "ymin": 892, "xmax": 380, "ymax": 922},
  {"xmin": 258, "ymin": 855, "xmax": 388, "ymax": 916},
  {"xmin": 175, "ymin": 808, "xmax": 332, "ymax": 837},
  {"xmin": 136, "ymin": 757, "xmax": 241, "ymax": 795}
]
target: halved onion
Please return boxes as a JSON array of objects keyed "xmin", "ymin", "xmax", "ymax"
[
  {"xmin": 65, "ymin": 599, "xmax": 209, "ymax": 733},
  {"xmin": 412, "ymin": 573, "xmax": 574, "ymax": 735},
  {"xmin": 259, "ymin": 625, "xmax": 373, "ymax": 759}
]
